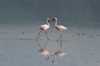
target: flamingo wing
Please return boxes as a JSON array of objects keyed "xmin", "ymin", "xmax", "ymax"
[
  {"xmin": 38, "ymin": 24, "xmax": 49, "ymax": 30},
  {"xmin": 55, "ymin": 25, "xmax": 67, "ymax": 30}
]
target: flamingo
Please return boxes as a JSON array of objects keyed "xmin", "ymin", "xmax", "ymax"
[
  {"xmin": 52, "ymin": 41, "xmax": 66, "ymax": 64},
  {"xmin": 53, "ymin": 18, "xmax": 67, "ymax": 41},
  {"xmin": 35, "ymin": 18, "xmax": 50, "ymax": 40},
  {"xmin": 36, "ymin": 40, "xmax": 49, "ymax": 61}
]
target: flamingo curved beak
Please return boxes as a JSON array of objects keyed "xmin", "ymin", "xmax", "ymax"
[{"xmin": 48, "ymin": 20, "xmax": 50, "ymax": 22}]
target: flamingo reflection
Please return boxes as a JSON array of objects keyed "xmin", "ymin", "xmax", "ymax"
[
  {"xmin": 52, "ymin": 41, "xmax": 66, "ymax": 64},
  {"xmin": 36, "ymin": 40, "xmax": 49, "ymax": 61}
]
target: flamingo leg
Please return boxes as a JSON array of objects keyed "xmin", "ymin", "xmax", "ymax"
[
  {"xmin": 36, "ymin": 40, "xmax": 42, "ymax": 49},
  {"xmin": 57, "ymin": 30, "xmax": 62, "ymax": 41},
  {"xmin": 57, "ymin": 41, "xmax": 62, "ymax": 51},
  {"xmin": 44, "ymin": 40, "xmax": 49, "ymax": 49},
  {"xmin": 35, "ymin": 30, "xmax": 42, "ymax": 40},
  {"xmin": 44, "ymin": 30, "xmax": 49, "ymax": 40}
]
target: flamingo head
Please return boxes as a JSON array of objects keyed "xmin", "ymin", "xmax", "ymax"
[
  {"xmin": 53, "ymin": 18, "xmax": 57, "ymax": 22},
  {"xmin": 47, "ymin": 18, "xmax": 50, "ymax": 23}
]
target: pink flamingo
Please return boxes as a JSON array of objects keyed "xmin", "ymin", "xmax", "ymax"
[
  {"xmin": 53, "ymin": 18, "xmax": 67, "ymax": 41},
  {"xmin": 35, "ymin": 18, "xmax": 50, "ymax": 40}
]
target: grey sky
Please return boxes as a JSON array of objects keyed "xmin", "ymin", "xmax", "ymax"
[{"xmin": 0, "ymin": 0, "xmax": 100, "ymax": 27}]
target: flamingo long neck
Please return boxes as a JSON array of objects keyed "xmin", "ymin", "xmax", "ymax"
[
  {"xmin": 55, "ymin": 20, "xmax": 57, "ymax": 26},
  {"xmin": 47, "ymin": 21, "xmax": 50, "ymax": 27}
]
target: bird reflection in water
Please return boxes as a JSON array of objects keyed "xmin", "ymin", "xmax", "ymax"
[
  {"xmin": 36, "ymin": 40, "xmax": 49, "ymax": 61},
  {"xmin": 52, "ymin": 41, "xmax": 66, "ymax": 64}
]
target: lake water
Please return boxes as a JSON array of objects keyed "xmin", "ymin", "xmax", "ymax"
[{"xmin": 0, "ymin": 24, "xmax": 100, "ymax": 66}]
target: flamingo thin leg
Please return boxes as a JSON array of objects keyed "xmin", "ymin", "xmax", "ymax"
[
  {"xmin": 35, "ymin": 30, "xmax": 42, "ymax": 40},
  {"xmin": 44, "ymin": 30, "xmax": 49, "ymax": 40},
  {"xmin": 44, "ymin": 40, "xmax": 49, "ymax": 49},
  {"xmin": 57, "ymin": 31, "xmax": 62, "ymax": 41},
  {"xmin": 36, "ymin": 40, "xmax": 42, "ymax": 49}
]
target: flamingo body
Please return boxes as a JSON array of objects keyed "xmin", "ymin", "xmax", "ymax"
[
  {"xmin": 38, "ymin": 24, "xmax": 50, "ymax": 30},
  {"xmin": 55, "ymin": 25, "xmax": 67, "ymax": 31}
]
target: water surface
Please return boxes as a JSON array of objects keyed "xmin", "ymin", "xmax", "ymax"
[{"xmin": 0, "ymin": 26, "xmax": 100, "ymax": 66}]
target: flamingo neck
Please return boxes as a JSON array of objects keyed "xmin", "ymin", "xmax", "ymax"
[
  {"xmin": 55, "ymin": 20, "xmax": 57, "ymax": 26},
  {"xmin": 47, "ymin": 21, "xmax": 50, "ymax": 27}
]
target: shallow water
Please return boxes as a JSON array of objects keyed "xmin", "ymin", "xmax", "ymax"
[{"xmin": 0, "ymin": 26, "xmax": 100, "ymax": 66}]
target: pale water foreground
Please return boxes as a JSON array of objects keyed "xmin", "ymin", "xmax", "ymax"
[{"xmin": 0, "ymin": 26, "xmax": 100, "ymax": 66}]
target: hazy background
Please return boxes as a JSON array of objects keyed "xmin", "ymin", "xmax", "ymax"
[{"xmin": 0, "ymin": 0, "xmax": 100, "ymax": 31}]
